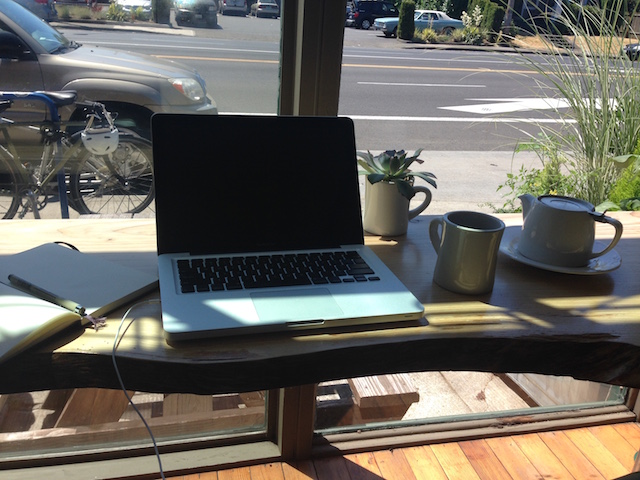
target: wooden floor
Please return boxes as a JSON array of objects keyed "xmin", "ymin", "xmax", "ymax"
[{"xmin": 169, "ymin": 422, "xmax": 640, "ymax": 480}]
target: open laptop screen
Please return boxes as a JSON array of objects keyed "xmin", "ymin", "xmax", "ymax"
[{"xmin": 151, "ymin": 114, "xmax": 364, "ymax": 255}]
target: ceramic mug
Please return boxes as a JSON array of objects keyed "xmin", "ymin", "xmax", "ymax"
[
  {"xmin": 363, "ymin": 181, "xmax": 432, "ymax": 236},
  {"xmin": 429, "ymin": 211, "xmax": 505, "ymax": 295}
]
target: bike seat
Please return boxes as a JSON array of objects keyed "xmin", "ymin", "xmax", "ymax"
[{"xmin": 37, "ymin": 91, "xmax": 78, "ymax": 107}]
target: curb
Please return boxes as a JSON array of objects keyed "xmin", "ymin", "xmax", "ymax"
[{"xmin": 53, "ymin": 19, "xmax": 559, "ymax": 55}]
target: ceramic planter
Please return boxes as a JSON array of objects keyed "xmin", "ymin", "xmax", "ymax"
[{"xmin": 363, "ymin": 180, "xmax": 432, "ymax": 236}]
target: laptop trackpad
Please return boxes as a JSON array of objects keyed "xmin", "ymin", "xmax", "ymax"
[{"xmin": 251, "ymin": 288, "xmax": 343, "ymax": 322}]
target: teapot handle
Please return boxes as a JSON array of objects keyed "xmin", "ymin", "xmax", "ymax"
[{"xmin": 589, "ymin": 212, "xmax": 624, "ymax": 259}]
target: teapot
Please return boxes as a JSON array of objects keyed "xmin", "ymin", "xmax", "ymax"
[{"xmin": 518, "ymin": 194, "xmax": 623, "ymax": 268}]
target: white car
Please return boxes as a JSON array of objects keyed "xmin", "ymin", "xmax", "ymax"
[
  {"xmin": 116, "ymin": 0, "xmax": 152, "ymax": 17},
  {"xmin": 374, "ymin": 9, "xmax": 464, "ymax": 37}
]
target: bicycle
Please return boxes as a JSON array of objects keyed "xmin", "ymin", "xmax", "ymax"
[{"xmin": 0, "ymin": 90, "xmax": 154, "ymax": 219}]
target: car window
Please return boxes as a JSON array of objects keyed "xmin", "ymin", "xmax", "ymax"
[{"xmin": 0, "ymin": 0, "xmax": 69, "ymax": 53}]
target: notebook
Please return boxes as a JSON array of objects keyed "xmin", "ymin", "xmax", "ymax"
[
  {"xmin": 0, "ymin": 243, "xmax": 158, "ymax": 363},
  {"xmin": 151, "ymin": 114, "xmax": 425, "ymax": 342}
]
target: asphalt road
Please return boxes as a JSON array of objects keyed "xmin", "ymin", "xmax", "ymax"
[
  {"xmin": 37, "ymin": 17, "xmax": 547, "ymax": 219},
  {"xmin": 58, "ymin": 17, "xmax": 560, "ymax": 153}
]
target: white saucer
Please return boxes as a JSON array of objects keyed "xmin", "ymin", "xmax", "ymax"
[{"xmin": 499, "ymin": 226, "xmax": 621, "ymax": 275}]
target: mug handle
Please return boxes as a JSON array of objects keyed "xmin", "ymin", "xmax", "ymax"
[
  {"xmin": 429, "ymin": 216, "xmax": 443, "ymax": 253},
  {"xmin": 408, "ymin": 186, "xmax": 433, "ymax": 220},
  {"xmin": 589, "ymin": 212, "xmax": 624, "ymax": 259}
]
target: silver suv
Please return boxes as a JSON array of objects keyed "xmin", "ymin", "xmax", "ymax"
[{"xmin": 0, "ymin": 0, "xmax": 217, "ymax": 141}]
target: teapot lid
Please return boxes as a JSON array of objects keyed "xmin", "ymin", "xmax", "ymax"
[{"xmin": 539, "ymin": 195, "xmax": 594, "ymax": 212}]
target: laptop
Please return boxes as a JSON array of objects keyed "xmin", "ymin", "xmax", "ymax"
[{"xmin": 151, "ymin": 114, "xmax": 424, "ymax": 342}]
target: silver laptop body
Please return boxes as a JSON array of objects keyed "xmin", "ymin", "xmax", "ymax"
[{"xmin": 151, "ymin": 114, "xmax": 424, "ymax": 342}]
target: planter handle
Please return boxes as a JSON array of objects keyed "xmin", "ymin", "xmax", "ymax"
[{"xmin": 408, "ymin": 186, "xmax": 432, "ymax": 220}]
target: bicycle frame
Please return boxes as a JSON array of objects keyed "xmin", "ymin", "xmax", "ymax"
[
  {"xmin": 0, "ymin": 91, "xmax": 154, "ymax": 219},
  {"xmin": 0, "ymin": 91, "xmax": 72, "ymax": 218}
]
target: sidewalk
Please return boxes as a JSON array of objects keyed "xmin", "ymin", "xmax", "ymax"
[{"xmin": 363, "ymin": 150, "xmax": 540, "ymax": 215}]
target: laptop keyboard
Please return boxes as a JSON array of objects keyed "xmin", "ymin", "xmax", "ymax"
[{"xmin": 177, "ymin": 251, "xmax": 380, "ymax": 294}]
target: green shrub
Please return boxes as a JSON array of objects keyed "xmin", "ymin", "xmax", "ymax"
[
  {"xmin": 450, "ymin": 27, "xmax": 466, "ymax": 42},
  {"xmin": 607, "ymin": 166, "xmax": 640, "ymax": 206},
  {"xmin": 57, "ymin": 5, "xmax": 70, "ymax": 20},
  {"xmin": 469, "ymin": 0, "xmax": 504, "ymax": 40},
  {"xmin": 398, "ymin": 0, "xmax": 416, "ymax": 40},
  {"xmin": 496, "ymin": 141, "xmax": 576, "ymax": 212},
  {"xmin": 461, "ymin": 5, "xmax": 486, "ymax": 44},
  {"xmin": 107, "ymin": 2, "xmax": 128, "ymax": 21},
  {"xmin": 417, "ymin": 27, "xmax": 440, "ymax": 42}
]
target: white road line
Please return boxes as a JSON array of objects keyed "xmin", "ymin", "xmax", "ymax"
[
  {"xmin": 221, "ymin": 112, "xmax": 572, "ymax": 124},
  {"xmin": 347, "ymin": 115, "xmax": 574, "ymax": 124},
  {"xmin": 358, "ymin": 82, "xmax": 485, "ymax": 88},
  {"xmin": 440, "ymin": 98, "xmax": 570, "ymax": 114}
]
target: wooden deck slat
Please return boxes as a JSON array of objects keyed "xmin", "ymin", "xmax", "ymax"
[
  {"xmin": 249, "ymin": 463, "xmax": 285, "ymax": 480},
  {"xmin": 537, "ymin": 430, "xmax": 605, "ymax": 479},
  {"xmin": 401, "ymin": 445, "xmax": 448, "ymax": 480},
  {"xmin": 372, "ymin": 449, "xmax": 417, "ymax": 480},
  {"xmin": 511, "ymin": 432, "xmax": 575, "ymax": 479},
  {"xmin": 615, "ymin": 422, "xmax": 640, "ymax": 447},
  {"xmin": 217, "ymin": 467, "xmax": 252, "ymax": 480},
  {"xmin": 589, "ymin": 425, "xmax": 638, "ymax": 471},
  {"xmin": 343, "ymin": 452, "xmax": 383, "ymax": 478},
  {"xmin": 484, "ymin": 436, "xmax": 543, "ymax": 479},
  {"xmin": 167, "ymin": 423, "xmax": 640, "ymax": 480},
  {"xmin": 312, "ymin": 456, "xmax": 352, "ymax": 480},
  {"xmin": 564, "ymin": 427, "xmax": 629, "ymax": 478},
  {"xmin": 282, "ymin": 461, "xmax": 317, "ymax": 480},
  {"xmin": 430, "ymin": 442, "xmax": 482, "ymax": 480},
  {"xmin": 458, "ymin": 439, "xmax": 512, "ymax": 480}
]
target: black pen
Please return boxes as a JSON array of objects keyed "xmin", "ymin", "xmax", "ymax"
[{"xmin": 8, "ymin": 274, "xmax": 86, "ymax": 316}]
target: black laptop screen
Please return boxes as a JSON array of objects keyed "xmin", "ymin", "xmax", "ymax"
[{"xmin": 151, "ymin": 114, "xmax": 365, "ymax": 255}]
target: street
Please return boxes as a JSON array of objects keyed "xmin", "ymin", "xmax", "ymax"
[{"xmin": 57, "ymin": 15, "xmax": 564, "ymax": 152}]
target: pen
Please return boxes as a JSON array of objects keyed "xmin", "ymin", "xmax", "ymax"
[{"xmin": 8, "ymin": 274, "xmax": 86, "ymax": 316}]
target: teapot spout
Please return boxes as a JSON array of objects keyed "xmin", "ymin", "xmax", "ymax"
[{"xmin": 519, "ymin": 193, "xmax": 536, "ymax": 218}]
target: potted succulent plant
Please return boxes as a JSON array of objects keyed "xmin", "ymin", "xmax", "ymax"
[{"xmin": 357, "ymin": 149, "xmax": 437, "ymax": 236}]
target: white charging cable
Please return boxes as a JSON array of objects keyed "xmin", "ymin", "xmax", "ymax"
[{"xmin": 111, "ymin": 299, "xmax": 166, "ymax": 480}]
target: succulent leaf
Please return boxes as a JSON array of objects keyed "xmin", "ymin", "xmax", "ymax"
[{"xmin": 396, "ymin": 179, "xmax": 415, "ymax": 200}]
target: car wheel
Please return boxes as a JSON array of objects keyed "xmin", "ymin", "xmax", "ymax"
[
  {"xmin": 361, "ymin": 18, "xmax": 371, "ymax": 30},
  {"xmin": 442, "ymin": 27, "xmax": 454, "ymax": 35}
]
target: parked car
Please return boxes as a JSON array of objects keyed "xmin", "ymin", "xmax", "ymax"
[
  {"xmin": 13, "ymin": 0, "xmax": 56, "ymax": 20},
  {"xmin": 346, "ymin": 0, "xmax": 398, "ymax": 30},
  {"xmin": 115, "ymin": 0, "xmax": 152, "ymax": 18},
  {"xmin": 220, "ymin": 0, "xmax": 247, "ymax": 15},
  {"xmin": 374, "ymin": 9, "xmax": 464, "ymax": 37},
  {"xmin": 174, "ymin": 0, "xmax": 219, "ymax": 27},
  {"xmin": 0, "ymin": 0, "xmax": 217, "ymax": 142},
  {"xmin": 624, "ymin": 43, "xmax": 640, "ymax": 61},
  {"xmin": 250, "ymin": 0, "xmax": 279, "ymax": 18}
]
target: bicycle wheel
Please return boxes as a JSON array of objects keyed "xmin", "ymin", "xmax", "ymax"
[
  {"xmin": 69, "ymin": 135, "xmax": 154, "ymax": 215},
  {"xmin": 0, "ymin": 154, "xmax": 21, "ymax": 219}
]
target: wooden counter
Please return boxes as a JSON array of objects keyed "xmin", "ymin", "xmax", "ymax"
[{"xmin": 1, "ymin": 212, "xmax": 639, "ymax": 394}]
